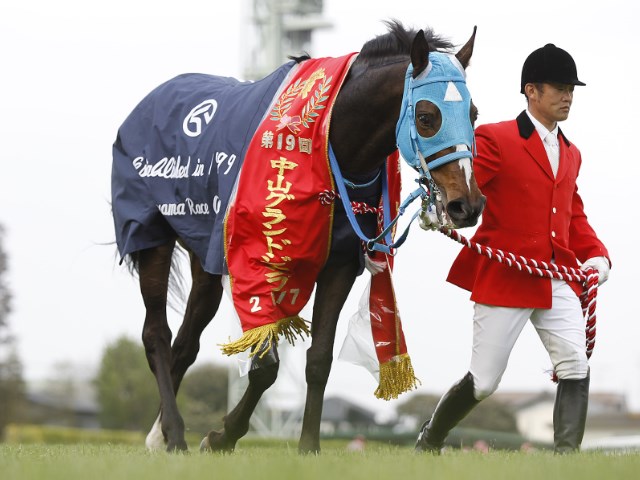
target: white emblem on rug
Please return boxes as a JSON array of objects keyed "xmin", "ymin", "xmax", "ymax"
[{"xmin": 183, "ymin": 99, "xmax": 218, "ymax": 137}]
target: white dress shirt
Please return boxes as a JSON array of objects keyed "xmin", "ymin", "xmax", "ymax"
[{"xmin": 526, "ymin": 109, "xmax": 560, "ymax": 177}]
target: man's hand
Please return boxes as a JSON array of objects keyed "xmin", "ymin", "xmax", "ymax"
[{"xmin": 580, "ymin": 256, "xmax": 610, "ymax": 286}]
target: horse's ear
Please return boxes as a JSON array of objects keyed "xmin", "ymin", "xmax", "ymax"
[
  {"xmin": 455, "ymin": 26, "xmax": 477, "ymax": 69},
  {"xmin": 411, "ymin": 29, "xmax": 430, "ymax": 78}
]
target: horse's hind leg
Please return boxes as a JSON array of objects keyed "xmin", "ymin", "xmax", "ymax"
[
  {"xmin": 298, "ymin": 259, "xmax": 359, "ymax": 454},
  {"xmin": 201, "ymin": 344, "xmax": 280, "ymax": 452},
  {"xmin": 147, "ymin": 251, "xmax": 223, "ymax": 450},
  {"xmin": 169, "ymin": 254, "xmax": 222, "ymax": 392},
  {"xmin": 138, "ymin": 242, "xmax": 187, "ymax": 452}
]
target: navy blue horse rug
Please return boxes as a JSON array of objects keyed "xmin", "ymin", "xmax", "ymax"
[{"xmin": 112, "ymin": 62, "xmax": 296, "ymax": 274}]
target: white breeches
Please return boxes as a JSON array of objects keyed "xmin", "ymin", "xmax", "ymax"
[{"xmin": 469, "ymin": 279, "xmax": 588, "ymax": 400}]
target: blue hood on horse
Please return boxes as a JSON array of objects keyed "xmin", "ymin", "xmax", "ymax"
[{"xmin": 395, "ymin": 52, "xmax": 475, "ymax": 171}]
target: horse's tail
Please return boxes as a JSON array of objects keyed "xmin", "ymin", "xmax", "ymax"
[{"xmin": 122, "ymin": 242, "xmax": 188, "ymax": 314}]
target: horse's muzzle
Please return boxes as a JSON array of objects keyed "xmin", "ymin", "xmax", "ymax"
[{"xmin": 447, "ymin": 195, "xmax": 486, "ymax": 228}]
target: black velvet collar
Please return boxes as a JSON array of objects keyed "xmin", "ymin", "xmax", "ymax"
[{"xmin": 516, "ymin": 110, "xmax": 571, "ymax": 147}]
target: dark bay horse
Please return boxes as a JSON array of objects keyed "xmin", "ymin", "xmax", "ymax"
[{"xmin": 112, "ymin": 21, "xmax": 485, "ymax": 454}]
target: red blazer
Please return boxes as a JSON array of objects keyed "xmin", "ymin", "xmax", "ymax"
[{"xmin": 447, "ymin": 111, "xmax": 610, "ymax": 308}]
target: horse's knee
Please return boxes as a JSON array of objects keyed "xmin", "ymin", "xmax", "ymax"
[
  {"xmin": 141, "ymin": 326, "xmax": 173, "ymax": 377},
  {"xmin": 248, "ymin": 362, "xmax": 279, "ymax": 390},
  {"xmin": 142, "ymin": 323, "xmax": 172, "ymax": 349},
  {"xmin": 305, "ymin": 350, "xmax": 333, "ymax": 386},
  {"xmin": 140, "ymin": 294, "xmax": 172, "ymax": 355}
]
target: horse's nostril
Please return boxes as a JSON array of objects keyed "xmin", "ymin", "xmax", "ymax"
[
  {"xmin": 478, "ymin": 195, "xmax": 487, "ymax": 213},
  {"xmin": 448, "ymin": 196, "xmax": 486, "ymax": 222},
  {"xmin": 447, "ymin": 199, "xmax": 469, "ymax": 220}
]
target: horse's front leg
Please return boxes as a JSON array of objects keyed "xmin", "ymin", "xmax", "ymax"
[{"xmin": 298, "ymin": 258, "xmax": 360, "ymax": 454}]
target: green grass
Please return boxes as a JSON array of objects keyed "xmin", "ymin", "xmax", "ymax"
[{"xmin": 2, "ymin": 442, "xmax": 640, "ymax": 480}]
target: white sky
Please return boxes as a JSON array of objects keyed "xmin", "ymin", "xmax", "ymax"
[{"xmin": 1, "ymin": 0, "xmax": 639, "ymax": 418}]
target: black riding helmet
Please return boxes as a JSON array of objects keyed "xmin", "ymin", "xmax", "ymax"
[{"xmin": 520, "ymin": 43, "xmax": 586, "ymax": 93}]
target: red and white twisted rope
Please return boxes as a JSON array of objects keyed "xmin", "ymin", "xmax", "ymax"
[
  {"xmin": 439, "ymin": 227, "xmax": 600, "ymax": 362},
  {"xmin": 319, "ymin": 189, "xmax": 386, "ymax": 254},
  {"xmin": 319, "ymin": 190, "xmax": 381, "ymax": 215},
  {"xmin": 321, "ymin": 187, "xmax": 599, "ymax": 364}
]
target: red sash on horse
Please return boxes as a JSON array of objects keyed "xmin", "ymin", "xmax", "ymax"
[
  {"xmin": 341, "ymin": 153, "xmax": 420, "ymax": 399},
  {"xmin": 222, "ymin": 55, "xmax": 418, "ymax": 399}
]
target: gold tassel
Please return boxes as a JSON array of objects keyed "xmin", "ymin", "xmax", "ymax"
[
  {"xmin": 374, "ymin": 354, "xmax": 421, "ymax": 400},
  {"xmin": 220, "ymin": 316, "xmax": 311, "ymax": 358}
]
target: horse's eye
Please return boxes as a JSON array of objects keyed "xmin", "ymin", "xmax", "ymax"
[
  {"xmin": 415, "ymin": 101, "xmax": 441, "ymax": 137},
  {"xmin": 417, "ymin": 114, "xmax": 433, "ymax": 128},
  {"xmin": 470, "ymin": 105, "xmax": 479, "ymax": 126}
]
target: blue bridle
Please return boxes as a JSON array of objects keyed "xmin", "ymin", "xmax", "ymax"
[{"xmin": 330, "ymin": 52, "xmax": 475, "ymax": 254}]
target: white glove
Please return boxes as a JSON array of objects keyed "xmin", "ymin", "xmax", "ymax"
[{"xmin": 580, "ymin": 256, "xmax": 610, "ymax": 286}]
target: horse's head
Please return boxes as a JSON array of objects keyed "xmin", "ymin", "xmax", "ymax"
[{"xmin": 396, "ymin": 27, "xmax": 485, "ymax": 229}]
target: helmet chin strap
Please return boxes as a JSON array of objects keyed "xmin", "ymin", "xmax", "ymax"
[{"xmin": 416, "ymin": 149, "xmax": 454, "ymax": 230}]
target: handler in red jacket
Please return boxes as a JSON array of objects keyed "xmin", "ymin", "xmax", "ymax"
[{"xmin": 415, "ymin": 44, "xmax": 611, "ymax": 454}]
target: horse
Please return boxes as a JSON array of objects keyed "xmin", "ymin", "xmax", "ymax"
[{"xmin": 111, "ymin": 20, "xmax": 485, "ymax": 454}]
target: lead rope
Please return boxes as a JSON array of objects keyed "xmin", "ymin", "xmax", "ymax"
[{"xmin": 439, "ymin": 227, "xmax": 599, "ymax": 382}]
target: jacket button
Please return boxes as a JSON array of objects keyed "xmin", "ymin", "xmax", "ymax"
[
  {"xmin": 551, "ymin": 231, "xmax": 556, "ymax": 237},
  {"xmin": 552, "ymin": 207, "xmax": 557, "ymax": 214}
]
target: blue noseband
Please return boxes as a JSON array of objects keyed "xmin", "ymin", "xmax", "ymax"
[{"xmin": 395, "ymin": 52, "xmax": 475, "ymax": 175}]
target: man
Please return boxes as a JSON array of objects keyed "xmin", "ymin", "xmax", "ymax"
[{"xmin": 415, "ymin": 44, "xmax": 611, "ymax": 454}]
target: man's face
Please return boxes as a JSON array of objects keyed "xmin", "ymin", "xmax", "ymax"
[{"xmin": 527, "ymin": 82, "xmax": 574, "ymax": 127}]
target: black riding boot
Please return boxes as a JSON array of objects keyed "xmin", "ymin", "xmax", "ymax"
[
  {"xmin": 415, "ymin": 372, "xmax": 480, "ymax": 453},
  {"xmin": 553, "ymin": 373, "xmax": 590, "ymax": 454}
]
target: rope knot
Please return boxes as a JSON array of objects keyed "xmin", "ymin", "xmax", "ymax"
[
  {"xmin": 318, "ymin": 190, "xmax": 336, "ymax": 206},
  {"xmin": 318, "ymin": 190, "xmax": 382, "ymax": 217}
]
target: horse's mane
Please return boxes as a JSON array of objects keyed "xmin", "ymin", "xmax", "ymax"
[
  {"xmin": 358, "ymin": 20, "xmax": 455, "ymax": 65},
  {"xmin": 288, "ymin": 20, "xmax": 454, "ymax": 67}
]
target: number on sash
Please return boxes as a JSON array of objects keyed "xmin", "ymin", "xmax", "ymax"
[{"xmin": 249, "ymin": 296, "xmax": 262, "ymax": 312}]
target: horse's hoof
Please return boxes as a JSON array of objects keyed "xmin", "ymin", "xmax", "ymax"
[
  {"xmin": 299, "ymin": 450, "xmax": 320, "ymax": 455},
  {"xmin": 167, "ymin": 441, "xmax": 188, "ymax": 453},
  {"xmin": 201, "ymin": 430, "xmax": 235, "ymax": 453},
  {"xmin": 200, "ymin": 436, "xmax": 211, "ymax": 452},
  {"xmin": 298, "ymin": 445, "xmax": 321, "ymax": 455}
]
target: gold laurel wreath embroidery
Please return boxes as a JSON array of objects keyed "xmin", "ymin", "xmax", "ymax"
[
  {"xmin": 299, "ymin": 69, "xmax": 326, "ymax": 98},
  {"xmin": 270, "ymin": 69, "xmax": 333, "ymax": 129},
  {"xmin": 270, "ymin": 78, "xmax": 305, "ymax": 121},
  {"xmin": 301, "ymin": 75, "xmax": 332, "ymax": 128}
]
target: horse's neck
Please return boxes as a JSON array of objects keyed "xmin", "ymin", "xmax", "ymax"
[{"xmin": 329, "ymin": 60, "xmax": 408, "ymax": 175}]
